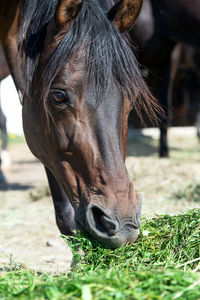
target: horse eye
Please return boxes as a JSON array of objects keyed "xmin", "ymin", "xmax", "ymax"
[
  {"xmin": 50, "ymin": 89, "xmax": 75, "ymax": 109},
  {"xmin": 52, "ymin": 90, "xmax": 66, "ymax": 102}
]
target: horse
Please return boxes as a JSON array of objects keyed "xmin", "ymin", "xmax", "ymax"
[
  {"xmin": 0, "ymin": 45, "xmax": 10, "ymax": 183},
  {"xmin": 0, "ymin": 0, "xmax": 159, "ymax": 248},
  {"xmin": 131, "ymin": 0, "xmax": 200, "ymax": 157}
]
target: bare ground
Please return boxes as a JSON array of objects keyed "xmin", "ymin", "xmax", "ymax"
[
  {"xmin": 0, "ymin": 127, "xmax": 199, "ymax": 273},
  {"xmin": 0, "ymin": 143, "xmax": 72, "ymax": 274}
]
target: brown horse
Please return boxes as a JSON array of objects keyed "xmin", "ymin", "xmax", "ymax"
[
  {"xmin": 132, "ymin": 0, "xmax": 200, "ymax": 157},
  {"xmin": 0, "ymin": 0, "xmax": 158, "ymax": 248}
]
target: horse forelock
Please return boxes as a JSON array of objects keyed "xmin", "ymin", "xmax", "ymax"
[{"xmin": 19, "ymin": 0, "xmax": 160, "ymax": 123}]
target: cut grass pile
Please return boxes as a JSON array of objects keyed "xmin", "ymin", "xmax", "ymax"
[
  {"xmin": 0, "ymin": 209, "xmax": 200, "ymax": 299},
  {"xmin": 67, "ymin": 209, "xmax": 200, "ymax": 272}
]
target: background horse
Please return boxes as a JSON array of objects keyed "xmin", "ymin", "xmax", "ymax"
[
  {"xmin": 0, "ymin": 45, "xmax": 10, "ymax": 183},
  {"xmin": 0, "ymin": 0, "xmax": 159, "ymax": 248},
  {"xmin": 169, "ymin": 44, "xmax": 200, "ymax": 130},
  {"xmin": 132, "ymin": 0, "xmax": 200, "ymax": 157}
]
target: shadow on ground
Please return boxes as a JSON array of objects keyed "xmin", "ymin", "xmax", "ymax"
[
  {"xmin": 0, "ymin": 171, "xmax": 33, "ymax": 191},
  {"xmin": 16, "ymin": 159, "xmax": 40, "ymax": 165},
  {"xmin": 126, "ymin": 130, "xmax": 158, "ymax": 157},
  {"xmin": 0, "ymin": 183, "xmax": 33, "ymax": 191}
]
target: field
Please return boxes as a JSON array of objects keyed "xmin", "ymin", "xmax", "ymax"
[{"xmin": 0, "ymin": 127, "xmax": 200, "ymax": 299}]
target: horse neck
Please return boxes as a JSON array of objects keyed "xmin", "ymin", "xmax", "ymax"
[{"xmin": 0, "ymin": 45, "xmax": 9, "ymax": 80}]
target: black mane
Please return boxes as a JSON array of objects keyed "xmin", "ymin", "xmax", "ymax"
[{"xmin": 19, "ymin": 0, "xmax": 159, "ymax": 121}]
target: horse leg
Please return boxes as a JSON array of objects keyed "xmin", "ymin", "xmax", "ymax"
[
  {"xmin": 45, "ymin": 167, "xmax": 76, "ymax": 236},
  {"xmin": 159, "ymin": 107, "xmax": 169, "ymax": 156},
  {"xmin": 0, "ymin": 108, "xmax": 7, "ymax": 151},
  {"xmin": 0, "ymin": 104, "xmax": 7, "ymax": 183},
  {"xmin": 0, "ymin": 81, "xmax": 7, "ymax": 152},
  {"xmin": 0, "ymin": 99, "xmax": 11, "ymax": 171},
  {"xmin": 158, "ymin": 60, "xmax": 174, "ymax": 158},
  {"xmin": 158, "ymin": 44, "xmax": 184, "ymax": 157},
  {"xmin": 197, "ymin": 111, "xmax": 200, "ymax": 139},
  {"xmin": 148, "ymin": 64, "xmax": 171, "ymax": 157}
]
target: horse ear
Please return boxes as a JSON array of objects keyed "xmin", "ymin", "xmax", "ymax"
[
  {"xmin": 55, "ymin": 0, "xmax": 83, "ymax": 28},
  {"xmin": 108, "ymin": 0, "xmax": 143, "ymax": 32}
]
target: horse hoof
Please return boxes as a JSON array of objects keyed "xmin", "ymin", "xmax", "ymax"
[{"xmin": 159, "ymin": 150, "xmax": 169, "ymax": 158}]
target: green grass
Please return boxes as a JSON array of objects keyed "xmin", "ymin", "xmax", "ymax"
[
  {"xmin": 0, "ymin": 133, "xmax": 24, "ymax": 146},
  {"xmin": 0, "ymin": 209, "xmax": 200, "ymax": 299},
  {"xmin": 0, "ymin": 268, "xmax": 200, "ymax": 300},
  {"xmin": 7, "ymin": 134, "xmax": 25, "ymax": 144}
]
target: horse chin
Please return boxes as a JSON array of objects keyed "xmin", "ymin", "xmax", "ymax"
[
  {"xmin": 101, "ymin": 229, "xmax": 139, "ymax": 249},
  {"xmin": 90, "ymin": 228, "xmax": 140, "ymax": 249}
]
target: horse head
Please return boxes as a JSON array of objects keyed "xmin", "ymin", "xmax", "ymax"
[{"xmin": 19, "ymin": 0, "xmax": 157, "ymax": 248}]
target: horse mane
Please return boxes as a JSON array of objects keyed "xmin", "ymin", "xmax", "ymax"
[{"xmin": 19, "ymin": 0, "xmax": 160, "ymax": 123}]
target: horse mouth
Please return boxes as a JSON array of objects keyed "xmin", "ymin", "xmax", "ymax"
[{"xmin": 74, "ymin": 212, "xmax": 140, "ymax": 249}]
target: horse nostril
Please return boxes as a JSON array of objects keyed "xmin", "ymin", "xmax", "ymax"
[
  {"xmin": 87, "ymin": 205, "xmax": 118, "ymax": 236},
  {"xmin": 84, "ymin": 204, "xmax": 140, "ymax": 248}
]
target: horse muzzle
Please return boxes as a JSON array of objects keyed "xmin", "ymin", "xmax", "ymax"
[{"xmin": 76, "ymin": 194, "xmax": 142, "ymax": 249}]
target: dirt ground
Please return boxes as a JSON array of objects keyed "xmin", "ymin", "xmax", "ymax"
[
  {"xmin": 0, "ymin": 127, "xmax": 199, "ymax": 273},
  {"xmin": 0, "ymin": 143, "xmax": 73, "ymax": 274}
]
